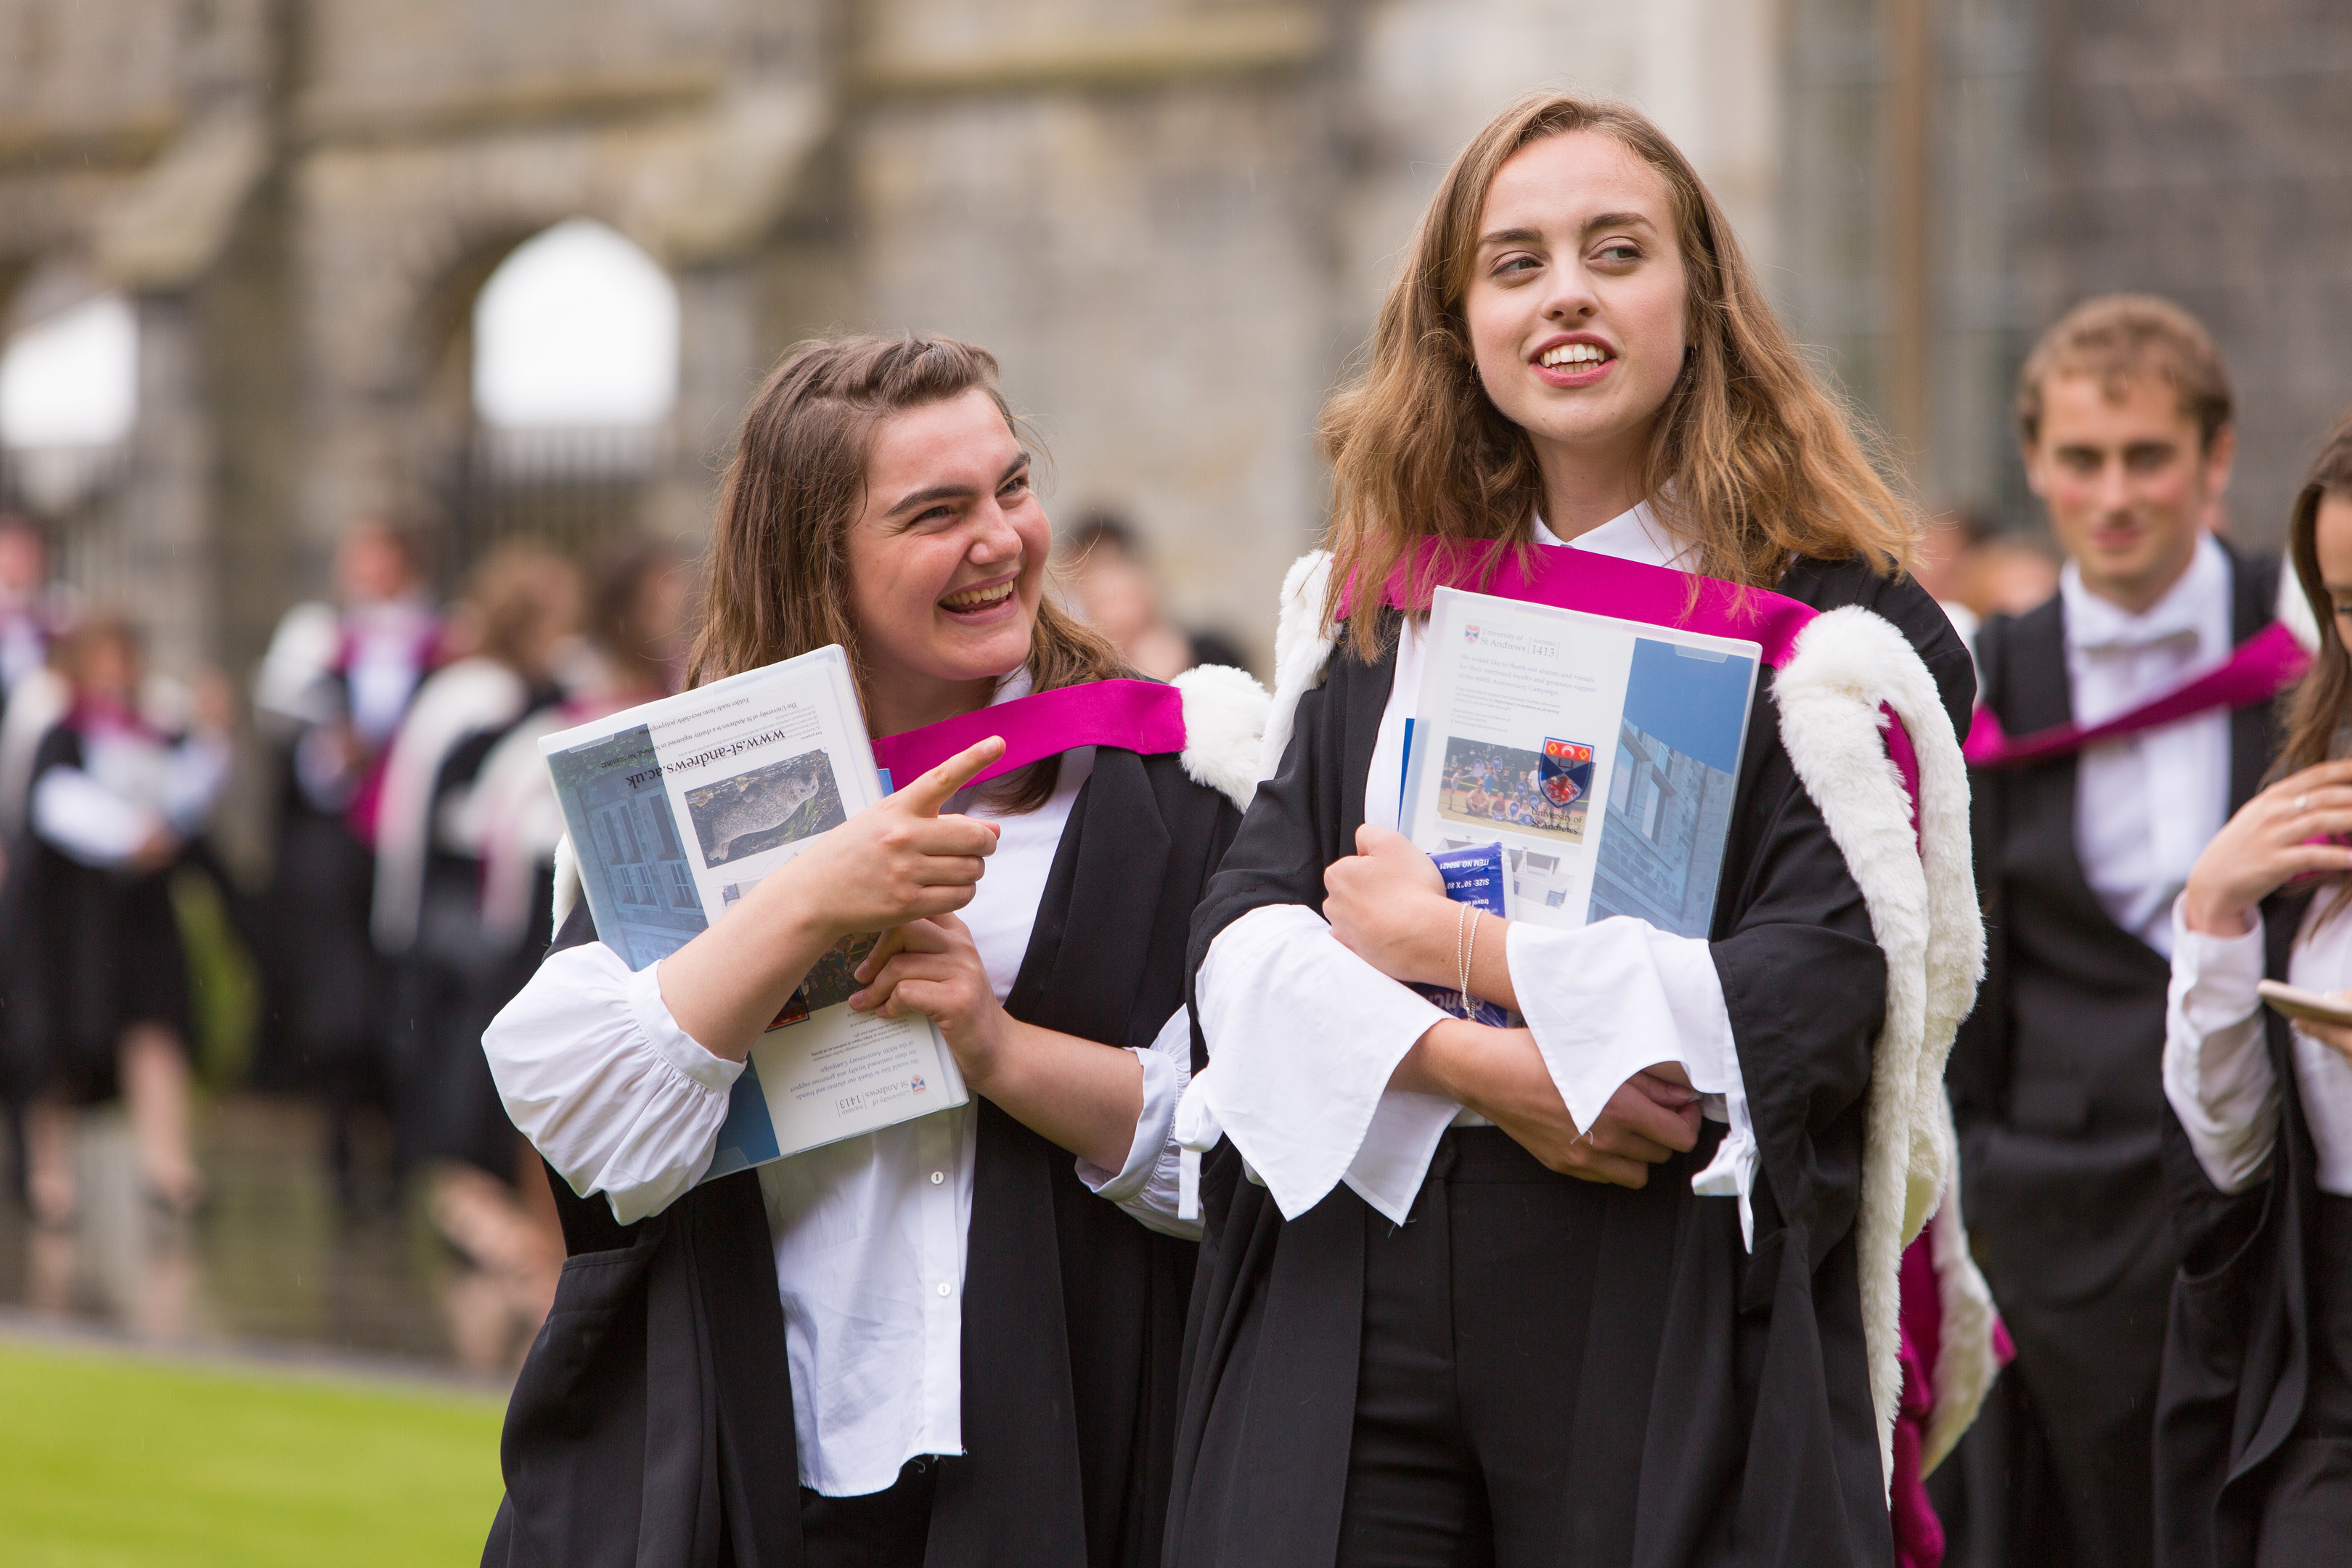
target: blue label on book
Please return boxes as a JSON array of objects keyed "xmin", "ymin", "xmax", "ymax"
[
  {"xmin": 1411, "ymin": 841, "xmax": 1511, "ymax": 1026},
  {"xmin": 708, "ymin": 1059, "xmax": 782, "ymax": 1180},
  {"xmin": 1584, "ymin": 637, "xmax": 1755, "ymax": 939}
]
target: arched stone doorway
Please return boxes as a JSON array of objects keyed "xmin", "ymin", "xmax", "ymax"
[{"xmin": 437, "ymin": 218, "xmax": 681, "ymax": 577}]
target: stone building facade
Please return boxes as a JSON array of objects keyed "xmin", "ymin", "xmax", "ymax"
[
  {"xmin": 0, "ymin": 0, "xmax": 1785, "ymax": 687},
  {"xmin": 1780, "ymin": 0, "xmax": 2352, "ymax": 542}
]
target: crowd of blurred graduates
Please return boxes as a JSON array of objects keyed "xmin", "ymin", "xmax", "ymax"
[{"xmin": 0, "ymin": 500, "xmax": 1244, "ymax": 1368}]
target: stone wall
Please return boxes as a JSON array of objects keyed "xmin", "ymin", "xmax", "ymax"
[
  {"xmin": 0, "ymin": 0, "xmax": 1787, "ymax": 686},
  {"xmin": 1780, "ymin": 0, "xmax": 2352, "ymax": 547}
]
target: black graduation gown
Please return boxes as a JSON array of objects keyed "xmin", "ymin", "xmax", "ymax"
[
  {"xmin": 1162, "ymin": 559, "xmax": 1975, "ymax": 1568},
  {"xmin": 0, "ymin": 722, "xmax": 194, "ymax": 1106},
  {"xmin": 483, "ymin": 746, "xmax": 1241, "ymax": 1568},
  {"xmin": 394, "ymin": 688, "xmax": 559, "ymax": 1180},
  {"xmin": 252, "ymin": 727, "xmax": 385, "ymax": 1090},
  {"xmin": 1945, "ymin": 547, "xmax": 2278, "ymax": 1565},
  {"xmin": 2155, "ymin": 886, "xmax": 2352, "ymax": 1568}
]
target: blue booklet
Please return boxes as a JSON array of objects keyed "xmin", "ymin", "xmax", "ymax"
[
  {"xmin": 538, "ymin": 645, "xmax": 968, "ymax": 1179},
  {"xmin": 1400, "ymin": 586, "xmax": 1759, "ymax": 941},
  {"xmin": 1408, "ymin": 841, "xmax": 1514, "ymax": 1027}
]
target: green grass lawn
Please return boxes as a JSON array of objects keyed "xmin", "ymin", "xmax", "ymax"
[{"xmin": 0, "ymin": 1340, "xmax": 506, "ymax": 1567}]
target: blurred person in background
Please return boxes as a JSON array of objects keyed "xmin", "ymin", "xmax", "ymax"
[
  {"xmin": 430, "ymin": 541, "xmax": 687, "ymax": 1361},
  {"xmin": 1057, "ymin": 510, "xmax": 1250, "ymax": 677},
  {"xmin": 1951, "ymin": 296, "xmax": 2297, "ymax": 1568},
  {"xmin": 1970, "ymin": 532, "xmax": 2064, "ymax": 620},
  {"xmin": 0, "ymin": 513, "xmax": 73, "ymax": 727},
  {"xmin": 0, "ymin": 516, "xmax": 83, "ymax": 865},
  {"xmin": 1915, "ymin": 508, "xmax": 1998, "ymax": 648},
  {"xmin": 1916, "ymin": 510, "xmax": 2064, "ymax": 678},
  {"xmin": 0, "ymin": 613, "xmax": 231, "ymax": 1228},
  {"xmin": 368, "ymin": 539, "xmax": 581, "ymax": 1370},
  {"xmin": 2158, "ymin": 407, "xmax": 2352, "ymax": 1567},
  {"xmin": 250, "ymin": 518, "xmax": 444, "ymax": 1213}
]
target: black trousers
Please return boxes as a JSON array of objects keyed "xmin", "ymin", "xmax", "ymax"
[
  {"xmin": 1953, "ymin": 1254, "xmax": 2170, "ymax": 1568},
  {"xmin": 799, "ymin": 1459, "xmax": 935, "ymax": 1568},
  {"xmin": 1335, "ymin": 1127, "xmax": 1611, "ymax": 1568},
  {"xmin": 2255, "ymin": 1192, "xmax": 2352, "ymax": 1567}
]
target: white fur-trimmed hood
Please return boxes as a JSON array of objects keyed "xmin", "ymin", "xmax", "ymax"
[
  {"xmin": 1263, "ymin": 550, "xmax": 1990, "ymax": 1492},
  {"xmin": 1172, "ymin": 662, "xmax": 1270, "ymax": 812},
  {"xmin": 550, "ymin": 666, "xmax": 1270, "ymax": 937}
]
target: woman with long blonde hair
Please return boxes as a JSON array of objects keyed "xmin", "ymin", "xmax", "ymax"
[{"xmin": 1167, "ymin": 94, "xmax": 1988, "ymax": 1564}]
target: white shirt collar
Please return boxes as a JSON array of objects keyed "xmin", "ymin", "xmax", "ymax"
[
  {"xmin": 2060, "ymin": 531, "xmax": 2230, "ymax": 657},
  {"xmin": 1530, "ymin": 500, "xmax": 1688, "ymax": 570}
]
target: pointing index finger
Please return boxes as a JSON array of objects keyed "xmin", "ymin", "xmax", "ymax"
[{"xmin": 894, "ymin": 736, "xmax": 1008, "ymax": 817}]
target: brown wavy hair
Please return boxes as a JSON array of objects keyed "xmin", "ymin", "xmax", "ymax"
[
  {"xmin": 2275, "ymin": 409, "xmax": 2352, "ymax": 783},
  {"xmin": 1321, "ymin": 92, "xmax": 1916, "ymax": 658},
  {"xmin": 687, "ymin": 334, "xmax": 1122, "ymax": 809}
]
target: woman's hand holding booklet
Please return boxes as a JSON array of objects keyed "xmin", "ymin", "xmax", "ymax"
[
  {"xmin": 1323, "ymin": 821, "xmax": 1702, "ymax": 1188},
  {"xmin": 659, "ymin": 735, "xmax": 1005, "ymax": 1063}
]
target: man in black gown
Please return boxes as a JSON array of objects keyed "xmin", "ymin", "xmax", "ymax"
[{"xmin": 1952, "ymin": 296, "xmax": 2280, "ymax": 1568}]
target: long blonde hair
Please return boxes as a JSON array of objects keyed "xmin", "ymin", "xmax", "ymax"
[
  {"xmin": 1322, "ymin": 92, "xmax": 1916, "ymax": 658},
  {"xmin": 689, "ymin": 335, "xmax": 1122, "ymax": 809}
]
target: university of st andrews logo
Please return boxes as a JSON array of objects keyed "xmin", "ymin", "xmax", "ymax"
[
  {"xmin": 1464, "ymin": 624, "xmax": 1481, "ymax": 644},
  {"xmin": 1538, "ymin": 739, "xmax": 1594, "ymax": 808}
]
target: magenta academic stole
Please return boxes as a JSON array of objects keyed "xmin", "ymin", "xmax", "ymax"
[
  {"xmin": 869, "ymin": 677, "xmax": 1188, "ymax": 790},
  {"xmin": 1961, "ymin": 620, "xmax": 2308, "ymax": 768},
  {"xmin": 1347, "ymin": 539, "xmax": 1927, "ymax": 812}
]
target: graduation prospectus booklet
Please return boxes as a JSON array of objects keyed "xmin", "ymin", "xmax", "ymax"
[
  {"xmin": 539, "ymin": 645, "xmax": 968, "ymax": 1181},
  {"xmin": 1401, "ymin": 585, "xmax": 1760, "ymax": 940}
]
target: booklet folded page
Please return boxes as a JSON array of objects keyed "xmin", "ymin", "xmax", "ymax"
[
  {"xmin": 1401, "ymin": 585, "xmax": 1760, "ymax": 939},
  {"xmin": 538, "ymin": 645, "xmax": 968, "ymax": 1180}
]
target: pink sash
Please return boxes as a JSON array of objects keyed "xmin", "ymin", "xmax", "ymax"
[
  {"xmin": 1349, "ymin": 538, "xmax": 1821, "ymax": 665},
  {"xmin": 1350, "ymin": 539, "xmax": 1924, "ymax": 820},
  {"xmin": 1961, "ymin": 621, "xmax": 2307, "ymax": 769},
  {"xmin": 868, "ymin": 678, "xmax": 1186, "ymax": 791}
]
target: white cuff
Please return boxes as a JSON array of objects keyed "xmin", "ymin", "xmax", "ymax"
[
  {"xmin": 2168, "ymin": 896, "xmax": 2266, "ymax": 1036},
  {"xmin": 1195, "ymin": 904, "xmax": 1450, "ymax": 1220},
  {"xmin": 485, "ymin": 942, "xmax": 743, "ymax": 1225},
  {"xmin": 1510, "ymin": 915, "xmax": 1757, "ymax": 1246},
  {"xmin": 636, "ymin": 960, "xmax": 746, "ymax": 1093},
  {"xmin": 1076, "ymin": 1006, "xmax": 1199, "ymax": 1238},
  {"xmin": 1342, "ymin": 1090, "xmax": 1464, "ymax": 1225},
  {"xmin": 2164, "ymin": 893, "xmax": 2278, "ymax": 1194}
]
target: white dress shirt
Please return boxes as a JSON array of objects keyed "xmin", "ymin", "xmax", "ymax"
[
  {"xmin": 1187, "ymin": 504, "xmax": 1756, "ymax": 1239},
  {"xmin": 2065, "ymin": 534, "xmax": 2236, "ymax": 957},
  {"xmin": 2165, "ymin": 894, "xmax": 2352, "ymax": 1196},
  {"xmin": 484, "ymin": 743, "xmax": 1193, "ymax": 1498}
]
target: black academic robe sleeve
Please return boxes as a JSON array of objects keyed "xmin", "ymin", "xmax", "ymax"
[
  {"xmin": 2153, "ymin": 889, "xmax": 2324, "ymax": 1568},
  {"xmin": 1167, "ymin": 561, "xmax": 1969, "ymax": 1568},
  {"xmin": 484, "ymin": 747, "xmax": 1237, "ymax": 1568}
]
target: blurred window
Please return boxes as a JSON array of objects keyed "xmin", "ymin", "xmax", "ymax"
[
  {"xmin": 0, "ymin": 293, "xmax": 137, "ymax": 449},
  {"xmin": 472, "ymin": 219, "xmax": 678, "ymax": 430}
]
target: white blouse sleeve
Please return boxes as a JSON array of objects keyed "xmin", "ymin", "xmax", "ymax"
[
  {"xmin": 2163, "ymin": 897, "xmax": 2279, "ymax": 1195},
  {"xmin": 483, "ymin": 942, "xmax": 746, "ymax": 1225},
  {"xmin": 1074, "ymin": 1005, "xmax": 1201, "ymax": 1240},
  {"xmin": 1507, "ymin": 916, "xmax": 1760, "ymax": 1246},
  {"xmin": 1189, "ymin": 903, "xmax": 1452, "ymax": 1224},
  {"xmin": 30, "ymin": 766, "xmax": 159, "ymax": 867}
]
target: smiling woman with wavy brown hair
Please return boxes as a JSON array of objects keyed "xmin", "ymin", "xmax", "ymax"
[{"xmin": 476, "ymin": 333, "xmax": 1262, "ymax": 1568}]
